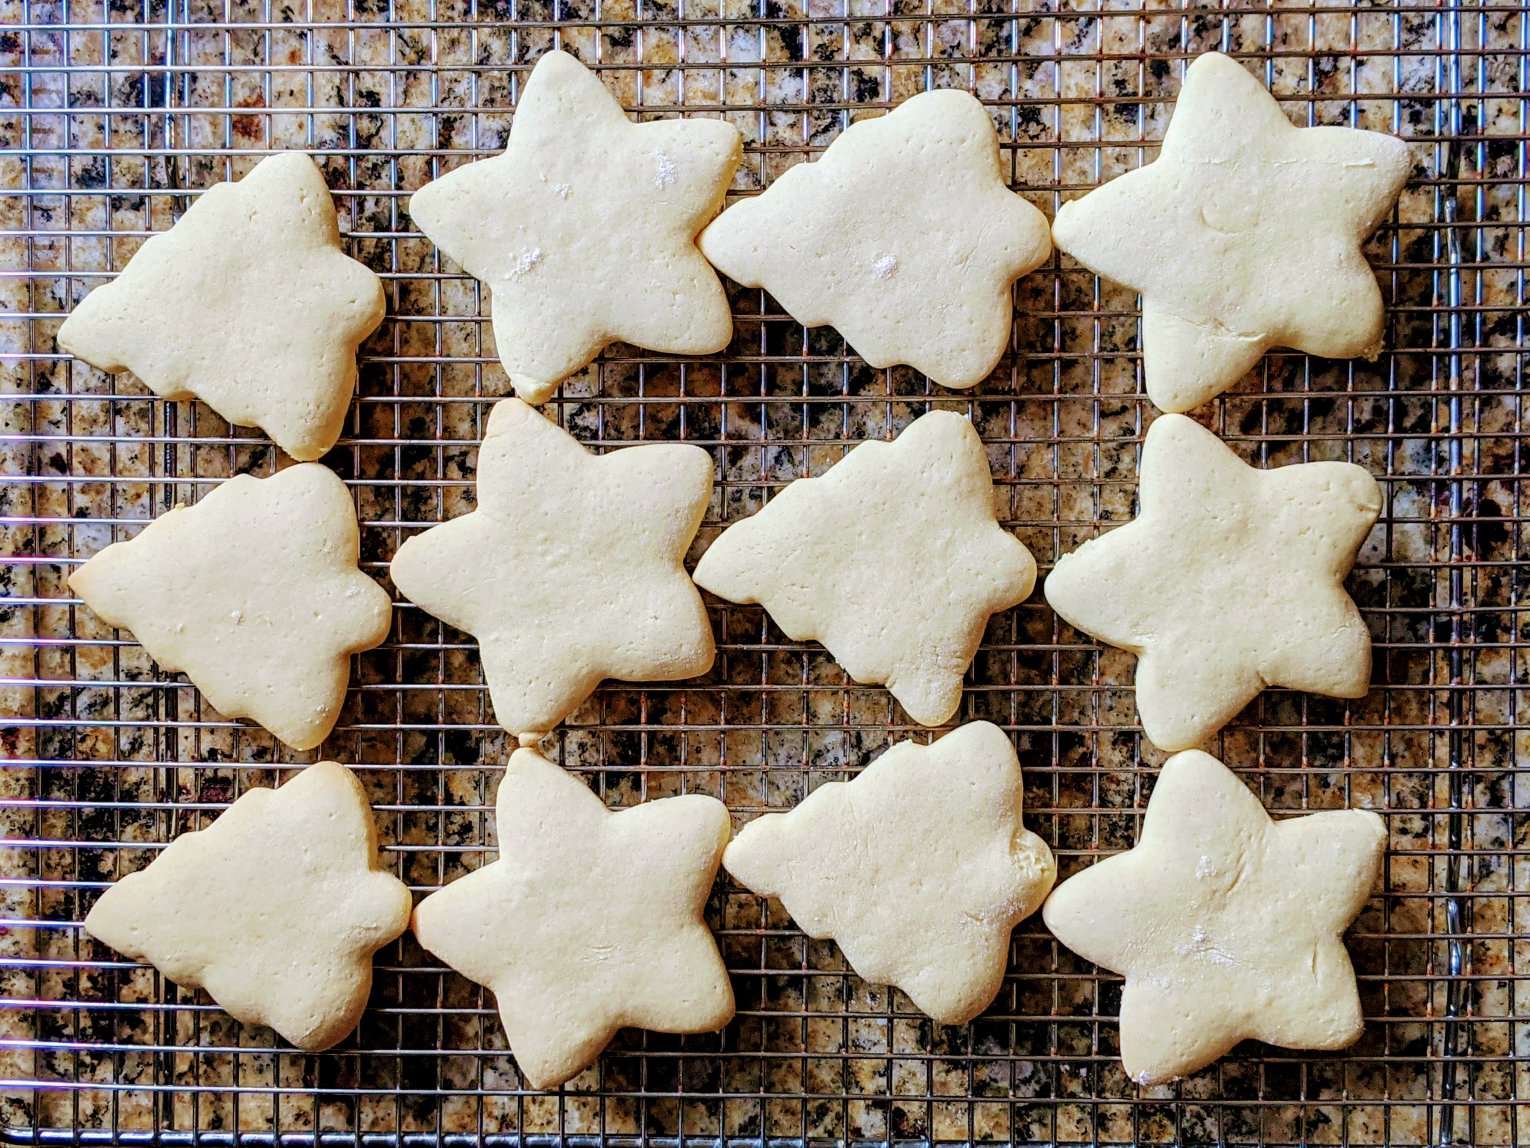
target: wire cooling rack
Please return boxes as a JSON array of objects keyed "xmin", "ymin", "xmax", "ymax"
[{"xmin": 1, "ymin": 1, "xmax": 1525, "ymax": 1145}]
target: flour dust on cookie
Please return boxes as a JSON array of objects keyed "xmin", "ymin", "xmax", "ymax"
[
  {"xmin": 693, "ymin": 410, "xmax": 1035, "ymax": 726},
  {"xmin": 411, "ymin": 745, "xmax": 734, "ymax": 1089},
  {"xmin": 69, "ymin": 464, "xmax": 392, "ymax": 750},
  {"xmin": 57, "ymin": 151, "xmax": 385, "ymax": 461},
  {"xmin": 389, "ymin": 398, "xmax": 715, "ymax": 738},
  {"xmin": 84, "ymin": 762, "xmax": 412, "ymax": 1052},
  {"xmin": 699, "ymin": 89, "xmax": 1051, "ymax": 391},
  {"xmin": 1044, "ymin": 414, "xmax": 1380, "ymax": 751},
  {"xmin": 407, "ymin": 50, "xmax": 741, "ymax": 405},
  {"xmin": 1050, "ymin": 51, "xmax": 1410, "ymax": 412},
  {"xmin": 1042, "ymin": 749, "xmax": 1385, "ymax": 1085},
  {"xmin": 723, "ymin": 721, "xmax": 1055, "ymax": 1024}
]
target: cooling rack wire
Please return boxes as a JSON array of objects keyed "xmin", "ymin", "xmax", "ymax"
[{"xmin": 0, "ymin": 0, "xmax": 1525, "ymax": 1145}]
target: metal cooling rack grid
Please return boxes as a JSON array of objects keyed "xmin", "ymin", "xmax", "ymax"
[{"xmin": 1, "ymin": 1, "xmax": 1525, "ymax": 1145}]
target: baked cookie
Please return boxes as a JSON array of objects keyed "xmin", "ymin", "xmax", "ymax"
[
  {"xmin": 1051, "ymin": 51, "xmax": 1410, "ymax": 412},
  {"xmin": 699, "ymin": 89, "xmax": 1051, "ymax": 390},
  {"xmin": 71, "ymin": 462, "xmax": 391, "ymax": 750},
  {"xmin": 57, "ymin": 151, "xmax": 385, "ymax": 461},
  {"xmin": 69, "ymin": 464, "xmax": 392, "ymax": 750},
  {"xmin": 693, "ymin": 410, "xmax": 1034, "ymax": 726},
  {"xmin": 408, "ymin": 49, "xmax": 740, "ymax": 404},
  {"xmin": 411, "ymin": 745, "xmax": 734, "ymax": 1089},
  {"xmin": 724, "ymin": 721, "xmax": 1054, "ymax": 1024},
  {"xmin": 390, "ymin": 398, "xmax": 714, "ymax": 738},
  {"xmin": 1042, "ymin": 749, "xmax": 1385, "ymax": 1085},
  {"xmin": 84, "ymin": 761, "xmax": 412, "ymax": 1052},
  {"xmin": 1043, "ymin": 414, "xmax": 1379, "ymax": 751}
]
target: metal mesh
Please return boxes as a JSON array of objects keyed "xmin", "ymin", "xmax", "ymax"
[{"xmin": 1, "ymin": 1, "xmax": 1525, "ymax": 1145}]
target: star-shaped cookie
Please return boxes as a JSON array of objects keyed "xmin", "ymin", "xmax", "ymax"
[
  {"xmin": 693, "ymin": 410, "xmax": 1035, "ymax": 726},
  {"xmin": 408, "ymin": 49, "xmax": 741, "ymax": 404},
  {"xmin": 84, "ymin": 761, "xmax": 413, "ymax": 1052},
  {"xmin": 69, "ymin": 464, "xmax": 393, "ymax": 750},
  {"xmin": 1043, "ymin": 414, "xmax": 1380, "ymax": 751},
  {"xmin": 57, "ymin": 151, "xmax": 385, "ymax": 461},
  {"xmin": 1042, "ymin": 749, "xmax": 1386, "ymax": 1085},
  {"xmin": 699, "ymin": 89, "xmax": 1051, "ymax": 390},
  {"xmin": 1051, "ymin": 51, "xmax": 1410, "ymax": 412},
  {"xmin": 389, "ymin": 398, "xmax": 715, "ymax": 737},
  {"xmin": 724, "ymin": 721, "xmax": 1055, "ymax": 1024},
  {"xmin": 411, "ymin": 745, "xmax": 734, "ymax": 1089}
]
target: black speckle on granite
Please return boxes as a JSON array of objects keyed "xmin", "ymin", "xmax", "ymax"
[{"xmin": 762, "ymin": 2, "xmax": 805, "ymax": 62}]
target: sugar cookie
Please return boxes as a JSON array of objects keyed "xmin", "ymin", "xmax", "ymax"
[
  {"xmin": 390, "ymin": 398, "xmax": 714, "ymax": 738},
  {"xmin": 69, "ymin": 464, "xmax": 392, "ymax": 750},
  {"xmin": 57, "ymin": 152, "xmax": 385, "ymax": 461},
  {"xmin": 408, "ymin": 49, "xmax": 741, "ymax": 404},
  {"xmin": 693, "ymin": 410, "xmax": 1034, "ymax": 725},
  {"xmin": 1051, "ymin": 52, "xmax": 1409, "ymax": 412},
  {"xmin": 84, "ymin": 761, "xmax": 412, "ymax": 1052},
  {"xmin": 1044, "ymin": 414, "xmax": 1378, "ymax": 751},
  {"xmin": 411, "ymin": 745, "xmax": 734, "ymax": 1089},
  {"xmin": 699, "ymin": 89, "xmax": 1051, "ymax": 390},
  {"xmin": 1042, "ymin": 749, "xmax": 1385, "ymax": 1085},
  {"xmin": 724, "ymin": 721, "xmax": 1054, "ymax": 1024}
]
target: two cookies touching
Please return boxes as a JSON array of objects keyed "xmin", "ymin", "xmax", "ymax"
[{"xmin": 59, "ymin": 46, "xmax": 1409, "ymax": 1091}]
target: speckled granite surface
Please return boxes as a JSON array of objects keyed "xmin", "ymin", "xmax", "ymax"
[{"xmin": 1, "ymin": 1, "xmax": 1526, "ymax": 1145}]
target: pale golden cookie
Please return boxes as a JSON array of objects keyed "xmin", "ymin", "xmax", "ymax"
[
  {"xmin": 85, "ymin": 762, "xmax": 412, "ymax": 1052},
  {"xmin": 724, "ymin": 721, "xmax": 1055, "ymax": 1024},
  {"xmin": 694, "ymin": 411, "xmax": 1034, "ymax": 726},
  {"xmin": 700, "ymin": 89, "xmax": 1051, "ymax": 390},
  {"xmin": 1042, "ymin": 749, "xmax": 1385, "ymax": 1085},
  {"xmin": 69, "ymin": 464, "xmax": 392, "ymax": 751},
  {"xmin": 1044, "ymin": 414, "xmax": 1379, "ymax": 751},
  {"xmin": 1051, "ymin": 52, "xmax": 1409, "ymax": 412},
  {"xmin": 412, "ymin": 746, "xmax": 734, "ymax": 1089},
  {"xmin": 409, "ymin": 49, "xmax": 740, "ymax": 404},
  {"xmin": 58, "ymin": 151, "xmax": 384, "ymax": 461},
  {"xmin": 390, "ymin": 398, "xmax": 714, "ymax": 738}
]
